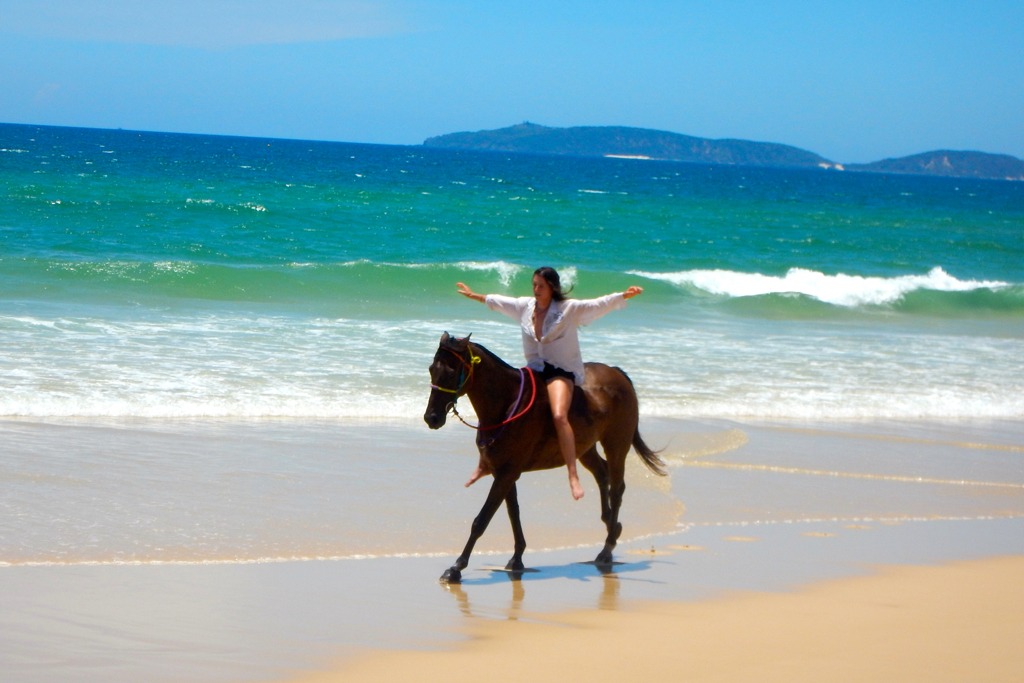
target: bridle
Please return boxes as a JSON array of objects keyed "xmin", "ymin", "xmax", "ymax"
[
  {"xmin": 431, "ymin": 345, "xmax": 537, "ymax": 432},
  {"xmin": 430, "ymin": 346, "xmax": 481, "ymax": 396}
]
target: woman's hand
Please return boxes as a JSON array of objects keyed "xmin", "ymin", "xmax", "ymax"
[
  {"xmin": 623, "ymin": 285, "xmax": 644, "ymax": 300},
  {"xmin": 456, "ymin": 282, "xmax": 484, "ymax": 302}
]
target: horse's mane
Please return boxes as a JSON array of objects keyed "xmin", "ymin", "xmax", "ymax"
[
  {"xmin": 470, "ymin": 340, "xmax": 517, "ymax": 372},
  {"xmin": 444, "ymin": 334, "xmax": 517, "ymax": 373}
]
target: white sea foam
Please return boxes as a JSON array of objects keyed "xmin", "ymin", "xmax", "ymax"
[
  {"xmin": 2, "ymin": 291, "xmax": 1022, "ymax": 420},
  {"xmin": 453, "ymin": 262, "xmax": 578, "ymax": 290},
  {"xmin": 630, "ymin": 266, "xmax": 1010, "ymax": 307},
  {"xmin": 454, "ymin": 260, "xmax": 523, "ymax": 286}
]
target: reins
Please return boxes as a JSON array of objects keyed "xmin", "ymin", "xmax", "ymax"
[
  {"xmin": 432, "ymin": 346, "xmax": 538, "ymax": 431},
  {"xmin": 452, "ymin": 366, "xmax": 537, "ymax": 431}
]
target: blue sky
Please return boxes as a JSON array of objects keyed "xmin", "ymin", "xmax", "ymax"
[{"xmin": 2, "ymin": 0, "xmax": 1021, "ymax": 163}]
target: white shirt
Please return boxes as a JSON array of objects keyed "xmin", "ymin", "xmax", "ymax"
[{"xmin": 484, "ymin": 293, "xmax": 628, "ymax": 384}]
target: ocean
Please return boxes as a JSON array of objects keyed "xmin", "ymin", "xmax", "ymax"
[
  {"xmin": 3, "ymin": 123, "xmax": 1021, "ymax": 420},
  {"xmin": 1, "ymin": 122, "xmax": 1022, "ymax": 568}
]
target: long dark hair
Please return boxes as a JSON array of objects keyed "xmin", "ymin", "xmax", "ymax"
[{"xmin": 534, "ymin": 266, "xmax": 572, "ymax": 302}]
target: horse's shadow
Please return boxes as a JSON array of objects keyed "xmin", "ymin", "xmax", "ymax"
[
  {"xmin": 441, "ymin": 558, "xmax": 662, "ymax": 616},
  {"xmin": 459, "ymin": 558, "xmax": 654, "ymax": 585}
]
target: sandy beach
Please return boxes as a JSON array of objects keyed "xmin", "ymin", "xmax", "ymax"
[
  {"xmin": 297, "ymin": 555, "xmax": 1024, "ymax": 683},
  {"xmin": 2, "ymin": 417, "xmax": 1022, "ymax": 682}
]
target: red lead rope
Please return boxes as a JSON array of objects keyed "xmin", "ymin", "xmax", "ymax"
[{"xmin": 451, "ymin": 366, "xmax": 537, "ymax": 431}]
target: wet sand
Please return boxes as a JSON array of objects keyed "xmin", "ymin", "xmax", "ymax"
[{"xmin": 1, "ymin": 418, "xmax": 1022, "ymax": 682}]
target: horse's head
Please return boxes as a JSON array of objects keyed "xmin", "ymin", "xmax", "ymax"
[{"xmin": 423, "ymin": 332, "xmax": 476, "ymax": 429}]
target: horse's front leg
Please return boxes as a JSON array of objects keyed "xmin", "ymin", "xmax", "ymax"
[
  {"xmin": 440, "ymin": 470, "xmax": 519, "ymax": 584},
  {"xmin": 504, "ymin": 482, "xmax": 526, "ymax": 571}
]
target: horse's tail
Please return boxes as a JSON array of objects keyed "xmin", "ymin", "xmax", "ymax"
[
  {"xmin": 633, "ymin": 429, "xmax": 667, "ymax": 476},
  {"xmin": 613, "ymin": 365, "xmax": 668, "ymax": 477}
]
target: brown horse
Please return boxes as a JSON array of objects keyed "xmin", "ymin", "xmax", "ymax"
[{"xmin": 424, "ymin": 332, "xmax": 666, "ymax": 583}]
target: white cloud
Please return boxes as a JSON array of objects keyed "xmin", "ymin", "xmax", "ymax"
[{"xmin": 2, "ymin": 0, "xmax": 416, "ymax": 49}]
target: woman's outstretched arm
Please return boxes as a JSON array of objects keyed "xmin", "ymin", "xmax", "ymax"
[{"xmin": 456, "ymin": 282, "xmax": 486, "ymax": 303}]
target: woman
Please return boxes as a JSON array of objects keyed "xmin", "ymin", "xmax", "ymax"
[{"xmin": 456, "ymin": 267, "xmax": 643, "ymax": 500}]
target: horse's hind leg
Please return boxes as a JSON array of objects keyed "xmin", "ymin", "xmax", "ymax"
[
  {"xmin": 504, "ymin": 483, "xmax": 526, "ymax": 571},
  {"xmin": 579, "ymin": 444, "xmax": 624, "ymax": 565},
  {"xmin": 578, "ymin": 446, "xmax": 611, "ymax": 523},
  {"xmin": 594, "ymin": 444, "xmax": 627, "ymax": 566}
]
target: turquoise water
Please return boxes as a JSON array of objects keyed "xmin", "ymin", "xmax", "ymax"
[{"xmin": 2, "ymin": 122, "xmax": 1023, "ymax": 420}]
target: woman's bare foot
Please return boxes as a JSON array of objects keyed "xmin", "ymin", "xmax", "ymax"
[
  {"xmin": 569, "ymin": 474, "xmax": 585, "ymax": 500},
  {"xmin": 465, "ymin": 464, "xmax": 488, "ymax": 487}
]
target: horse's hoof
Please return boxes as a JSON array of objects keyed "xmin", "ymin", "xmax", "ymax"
[
  {"xmin": 594, "ymin": 550, "xmax": 614, "ymax": 566},
  {"xmin": 440, "ymin": 567, "xmax": 462, "ymax": 584},
  {"xmin": 505, "ymin": 558, "xmax": 525, "ymax": 572}
]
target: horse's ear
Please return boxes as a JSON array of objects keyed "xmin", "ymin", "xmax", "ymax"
[{"xmin": 440, "ymin": 331, "xmax": 471, "ymax": 349}]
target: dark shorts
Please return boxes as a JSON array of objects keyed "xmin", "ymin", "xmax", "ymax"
[{"xmin": 539, "ymin": 362, "xmax": 575, "ymax": 385}]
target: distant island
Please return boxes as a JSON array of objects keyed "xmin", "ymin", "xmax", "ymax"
[
  {"xmin": 423, "ymin": 123, "xmax": 1024, "ymax": 181},
  {"xmin": 844, "ymin": 151, "xmax": 1024, "ymax": 180}
]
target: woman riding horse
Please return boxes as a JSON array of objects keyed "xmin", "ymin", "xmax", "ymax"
[
  {"xmin": 424, "ymin": 331, "xmax": 665, "ymax": 582},
  {"xmin": 456, "ymin": 267, "xmax": 644, "ymax": 500}
]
